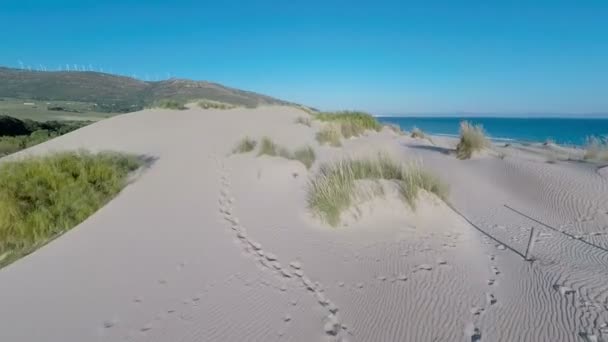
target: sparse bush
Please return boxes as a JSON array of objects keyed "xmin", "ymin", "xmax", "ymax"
[
  {"xmin": 307, "ymin": 154, "xmax": 448, "ymax": 226},
  {"xmin": 198, "ymin": 100, "xmax": 235, "ymax": 110},
  {"xmin": 584, "ymin": 136, "xmax": 608, "ymax": 161},
  {"xmin": 316, "ymin": 124, "xmax": 342, "ymax": 147},
  {"xmin": 411, "ymin": 127, "xmax": 425, "ymax": 139},
  {"xmin": 255, "ymin": 137, "xmax": 316, "ymax": 169},
  {"xmin": 456, "ymin": 121, "xmax": 489, "ymax": 160},
  {"xmin": 233, "ymin": 137, "xmax": 257, "ymax": 153},
  {"xmin": 0, "ymin": 151, "xmax": 144, "ymax": 268},
  {"xmin": 153, "ymin": 99, "xmax": 186, "ymax": 110},
  {"xmin": 295, "ymin": 117, "xmax": 312, "ymax": 127}
]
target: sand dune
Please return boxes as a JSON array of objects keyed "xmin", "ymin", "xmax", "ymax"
[{"xmin": 0, "ymin": 106, "xmax": 606, "ymax": 341}]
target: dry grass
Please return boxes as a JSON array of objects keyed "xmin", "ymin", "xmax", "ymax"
[
  {"xmin": 198, "ymin": 100, "xmax": 235, "ymax": 110},
  {"xmin": 0, "ymin": 151, "xmax": 144, "ymax": 268},
  {"xmin": 295, "ymin": 117, "xmax": 312, "ymax": 127},
  {"xmin": 306, "ymin": 154, "xmax": 448, "ymax": 226},
  {"xmin": 256, "ymin": 137, "xmax": 316, "ymax": 169},
  {"xmin": 384, "ymin": 124, "xmax": 405, "ymax": 135},
  {"xmin": 232, "ymin": 137, "xmax": 257, "ymax": 153},
  {"xmin": 410, "ymin": 127, "xmax": 425, "ymax": 139},
  {"xmin": 455, "ymin": 121, "xmax": 489, "ymax": 159},
  {"xmin": 316, "ymin": 124, "xmax": 343, "ymax": 147},
  {"xmin": 584, "ymin": 136, "xmax": 608, "ymax": 161}
]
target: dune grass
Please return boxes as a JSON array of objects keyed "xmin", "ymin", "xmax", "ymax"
[
  {"xmin": 455, "ymin": 121, "xmax": 489, "ymax": 160},
  {"xmin": 153, "ymin": 99, "xmax": 187, "ymax": 110},
  {"xmin": 0, "ymin": 151, "xmax": 144, "ymax": 268},
  {"xmin": 410, "ymin": 127, "xmax": 425, "ymax": 139},
  {"xmin": 255, "ymin": 137, "xmax": 316, "ymax": 169},
  {"xmin": 198, "ymin": 100, "xmax": 235, "ymax": 110},
  {"xmin": 316, "ymin": 124, "xmax": 343, "ymax": 147},
  {"xmin": 232, "ymin": 137, "xmax": 257, "ymax": 154},
  {"xmin": 295, "ymin": 116, "xmax": 312, "ymax": 127},
  {"xmin": 314, "ymin": 111, "xmax": 381, "ymax": 138},
  {"xmin": 307, "ymin": 154, "xmax": 448, "ymax": 226},
  {"xmin": 292, "ymin": 146, "xmax": 316, "ymax": 169},
  {"xmin": 584, "ymin": 136, "xmax": 608, "ymax": 161},
  {"xmin": 384, "ymin": 124, "xmax": 405, "ymax": 135}
]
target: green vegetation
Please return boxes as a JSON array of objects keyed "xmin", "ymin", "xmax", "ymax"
[
  {"xmin": 455, "ymin": 121, "xmax": 489, "ymax": 160},
  {"xmin": 584, "ymin": 136, "xmax": 608, "ymax": 161},
  {"xmin": 232, "ymin": 137, "xmax": 257, "ymax": 154},
  {"xmin": 314, "ymin": 111, "xmax": 381, "ymax": 138},
  {"xmin": 255, "ymin": 137, "xmax": 316, "ymax": 169},
  {"xmin": 295, "ymin": 116, "xmax": 312, "ymax": 127},
  {"xmin": 410, "ymin": 127, "xmax": 425, "ymax": 139},
  {"xmin": 258, "ymin": 137, "xmax": 280, "ymax": 156},
  {"xmin": 198, "ymin": 100, "xmax": 235, "ymax": 110},
  {"xmin": 384, "ymin": 124, "xmax": 405, "ymax": 135},
  {"xmin": 0, "ymin": 67, "xmax": 292, "ymax": 115},
  {"xmin": 0, "ymin": 151, "xmax": 144, "ymax": 268},
  {"xmin": 307, "ymin": 154, "xmax": 448, "ymax": 226},
  {"xmin": 0, "ymin": 98, "xmax": 112, "ymax": 121},
  {"xmin": 316, "ymin": 124, "xmax": 343, "ymax": 147},
  {"xmin": 0, "ymin": 115, "xmax": 91, "ymax": 157},
  {"xmin": 291, "ymin": 146, "xmax": 316, "ymax": 169},
  {"xmin": 152, "ymin": 99, "xmax": 187, "ymax": 110}
]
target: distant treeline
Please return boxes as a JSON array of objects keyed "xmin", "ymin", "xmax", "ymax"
[{"xmin": 0, "ymin": 115, "xmax": 91, "ymax": 157}]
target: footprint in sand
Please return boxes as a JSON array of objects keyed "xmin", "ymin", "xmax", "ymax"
[{"xmin": 465, "ymin": 323, "xmax": 482, "ymax": 341}]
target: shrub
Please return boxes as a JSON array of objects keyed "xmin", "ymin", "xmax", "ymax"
[
  {"xmin": 410, "ymin": 127, "xmax": 425, "ymax": 139},
  {"xmin": 307, "ymin": 154, "xmax": 448, "ymax": 226},
  {"xmin": 198, "ymin": 100, "xmax": 235, "ymax": 110},
  {"xmin": 232, "ymin": 137, "xmax": 257, "ymax": 153},
  {"xmin": 584, "ymin": 136, "xmax": 608, "ymax": 161},
  {"xmin": 295, "ymin": 117, "xmax": 312, "ymax": 127},
  {"xmin": 153, "ymin": 99, "xmax": 186, "ymax": 110},
  {"xmin": 0, "ymin": 151, "xmax": 144, "ymax": 268},
  {"xmin": 455, "ymin": 121, "xmax": 489, "ymax": 160},
  {"xmin": 316, "ymin": 124, "xmax": 342, "ymax": 147}
]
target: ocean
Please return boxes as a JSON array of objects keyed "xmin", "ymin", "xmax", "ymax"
[{"xmin": 377, "ymin": 117, "xmax": 608, "ymax": 146}]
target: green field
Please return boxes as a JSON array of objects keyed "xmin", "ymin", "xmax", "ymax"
[{"xmin": 0, "ymin": 97, "xmax": 117, "ymax": 121}]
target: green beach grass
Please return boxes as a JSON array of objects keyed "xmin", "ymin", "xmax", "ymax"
[
  {"xmin": 255, "ymin": 137, "xmax": 316, "ymax": 169},
  {"xmin": 307, "ymin": 154, "xmax": 448, "ymax": 226},
  {"xmin": 0, "ymin": 151, "xmax": 144, "ymax": 268},
  {"xmin": 456, "ymin": 121, "xmax": 489, "ymax": 160}
]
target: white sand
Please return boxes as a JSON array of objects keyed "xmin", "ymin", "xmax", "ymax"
[{"xmin": 0, "ymin": 106, "xmax": 607, "ymax": 341}]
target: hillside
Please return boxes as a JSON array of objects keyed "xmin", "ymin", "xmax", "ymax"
[{"xmin": 0, "ymin": 67, "xmax": 292, "ymax": 114}]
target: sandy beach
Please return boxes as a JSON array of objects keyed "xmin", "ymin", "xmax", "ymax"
[{"xmin": 1, "ymin": 106, "xmax": 607, "ymax": 342}]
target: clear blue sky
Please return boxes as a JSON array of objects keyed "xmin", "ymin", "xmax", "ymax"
[{"xmin": 1, "ymin": 0, "xmax": 607, "ymax": 115}]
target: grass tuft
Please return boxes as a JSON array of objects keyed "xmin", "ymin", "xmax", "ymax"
[
  {"xmin": 292, "ymin": 146, "xmax": 316, "ymax": 169},
  {"xmin": 0, "ymin": 151, "xmax": 144, "ymax": 268},
  {"xmin": 232, "ymin": 137, "xmax": 257, "ymax": 153},
  {"xmin": 295, "ymin": 116, "xmax": 312, "ymax": 127},
  {"xmin": 455, "ymin": 121, "xmax": 489, "ymax": 160},
  {"xmin": 258, "ymin": 137, "xmax": 279, "ymax": 156},
  {"xmin": 153, "ymin": 99, "xmax": 187, "ymax": 110},
  {"xmin": 410, "ymin": 127, "xmax": 425, "ymax": 139},
  {"xmin": 307, "ymin": 154, "xmax": 448, "ymax": 226},
  {"xmin": 255, "ymin": 137, "xmax": 316, "ymax": 169},
  {"xmin": 583, "ymin": 136, "xmax": 608, "ymax": 161},
  {"xmin": 316, "ymin": 124, "xmax": 343, "ymax": 147},
  {"xmin": 198, "ymin": 100, "xmax": 235, "ymax": 110}
]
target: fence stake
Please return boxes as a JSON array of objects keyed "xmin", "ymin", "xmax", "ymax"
[{"xmin": 524, "ymin": 227, "xmax": 536, "ymax": 261}]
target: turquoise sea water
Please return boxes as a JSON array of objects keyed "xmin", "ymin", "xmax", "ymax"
[{"xmin": 377, "ymin": 117, "xmax": 608, "ymax": 146}]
